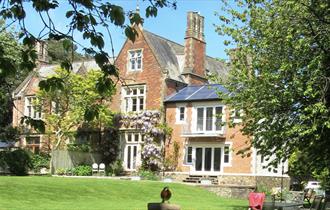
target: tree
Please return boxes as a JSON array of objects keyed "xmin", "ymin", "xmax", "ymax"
[
  {"xmin": 216, "ymin": 0, "xmax": 330, "ymax": 187},
  {"xmin": 47, "ymin": 39, "xmax": 91, "ymax": 64},
  {"xmin": 0, "ymin": 19, "xmax": 30, "ymax": 139},
  {"xmin": 0, "ymin": 0, "xmax": 176, "ymax": 131},
  {"xmin": 36, "ymin": 67, "xmax": 114, "ymax": 150}
]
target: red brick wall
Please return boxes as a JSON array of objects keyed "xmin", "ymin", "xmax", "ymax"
[{"xmin": 110, "ymin": 27, "xmax": 165, "ymax": 112}]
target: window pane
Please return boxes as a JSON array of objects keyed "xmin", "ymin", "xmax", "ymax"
[
  {"xmin": 216, "ymin": 107, "xmax": 223, "ymax": 130},
  {"xmin": 133, "ymin": 88, "xmax": 137, "ymax": 95},
  {"xmin": 206, "ymin": 107, "xmax": 213, "ymax": 131},
  {"xmin": 134, "ymin": 134, "xmax": 139, "ymax": 142},
  {"xmin": 204, "ymin": 148, "xmax": 212, "ymax": 171},
  {"xmin": 180, "ymin": 107, "xmax": 185, "ymax": 121},
  {"xmin": 127, "ymin": 146, "xmax": 131, "ymax": 169},
  {"xmin": 139, "ymin": 88, "xmax": 144, "ymax": 94},
  {"xmin": 127, "ymin": 134, "xmax": 132, "ymax": 142},
  {"xmin": 132, "ymin": 98, "xmax": 137, "ymax": 111},
  {"xmin": 195, "ymin": 148, "xmax": 203, "ymax": 171},
  {"xmin": 224, "ymin": 145, "xmax": 230, "ymax": 163},
  {"xmin": 133, "ymin": 146, "xmax": 137, "ymax": 169},
  {"xmin": 214, "ymin": 148, "xmax": 221, "ymax": 171},
  {"xmin": 197, "ymin": 108, "xmax": 204, "ymax": 131},
  {"xmin": 131, "ymin": 59, "xmax": 135, "ymax": 70},
  {"xmin": 139, "ymin": 98, "xmax": 144, "ymax": 110},
  {"xmin": 137, "ymin": 58, "xmax": 141, "ymax": 69},
  {"xmin": 187, "ymin": 147, "xmax": 192, "ymax": 163}
]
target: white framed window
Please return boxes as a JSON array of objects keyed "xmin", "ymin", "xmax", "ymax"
[
  {"xmin": 223, "ymin": 143, "xmax": 232, "ymax": 166},
  {"xmin": 122, "ymin": 85, "xmax": 146, "ymax": 113},
  {"xmin": 194, "ymin": 106, "xmax": 224, "ymax": 133},
  {"xmin": 25, "ymin": 96, "xmax": 41, "ymax": 119},
  {"xmin": 128, "ymin": 49, "xmax": 142, "ymax": 71},
  {"xmin": 176, "ymin": 106, "xmax": 186, "ymax": 123},
  {"xmin": 184, "ymin": 146, "xmax": 192, "ymax": 164}
]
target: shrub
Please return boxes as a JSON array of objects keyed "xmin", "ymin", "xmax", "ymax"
[
  {"xmin": 56, "ymin": 168, "xmax": 66, "ymax": 175},
  {"xmin": 31, "ymin": 153, "xmax": 50, "ymax": 172},
  {"xmin": 73, "ymin": 165, "xmax": 92, "ymax": 176},
  {"xmin": 108, "ymin": 160, "xmax": 123, "ymax": 176},
  {"xmin": 0, "ymin": 151, "xmax": 7, "ymax": 169},
  {"xmin": 138, "ymin": 169, "xmax": 159, "ymax": 181},
  {"xmin": 4, "ymin": 149, "xmax": 33, "ymax": 176}
]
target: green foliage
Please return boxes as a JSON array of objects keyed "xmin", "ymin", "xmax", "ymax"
[
  {"xmin": 312, "ymin": 168, "xmax": 330, "ymax": 190},
  {"xmin": 31, "ymin": 153, "xmax": 50, "ymax": 172},
  {"xmin": 108, "ymin": 160, "xmax": 123, "ymax": 176},
  {"xmin": 0, "ymin": 1, "xmax": 176, "ymax": 133},
  {"xmin": 36, "ymin": 68, "xmax": 115, "ymax": 149},
  {"xmin": 138, "ymin": 169, "xmax": 159, "ymax": 181},
  {"xmin": 73, "ymin": 165, "xmax": 92, "ymax": 176},
  {"xmin": 0, "ymin": 20, "xmax": 30, "ymax": 128},
  {"xmin": 216, "ymin": 0, "xmax": 330, "ymax": 187},
  {"xmin": 3, "ymin": 149, "xmax": 33, "ymax": 176},
  {"xmin": 47, "ymin": 39, "xmax": 90, "ymax": 64},
  {"xmin": 164, "ymin": 141, "xmax": 180, "ymax": 171},
  {"xmin": 67, "ymin": 144, "xmax": 91, "ymax": 152},
  {"xmin": 55, "ymin": 168, "xmax": 66, "ymax": 175}
]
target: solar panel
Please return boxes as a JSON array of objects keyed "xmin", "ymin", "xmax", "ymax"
[
  {"xmin": 166, "ymin": 85, "xmax": 201, "ymax": 101},
  {"xmin": 165, "ymin": 84, "xmax": 228, "ymax": 102}
]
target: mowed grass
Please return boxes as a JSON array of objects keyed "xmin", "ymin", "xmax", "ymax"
[{"xmin": 0, "ymin": 176, "xmax": 247, "ymax": 210}]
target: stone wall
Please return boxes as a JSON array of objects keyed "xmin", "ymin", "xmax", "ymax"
[{"xmin": 201, "ymin": 185, "xmax": 255, "ymax": 199}]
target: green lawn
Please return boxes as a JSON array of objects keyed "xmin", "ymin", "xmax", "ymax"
[{"xmin": 0, "ymin": 176, "xmax": 247, "ymax": 210}]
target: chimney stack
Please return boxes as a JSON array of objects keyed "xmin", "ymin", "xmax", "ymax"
[
  {"xmin": 35, "ymin": 40, "xmax": 49, "ymax": 65},
  {"xmin": 182, "ymin": 12, "xmax": 206, "ymax": 84}
]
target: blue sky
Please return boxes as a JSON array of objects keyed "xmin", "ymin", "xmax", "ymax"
[{"xmin": 22, "ymin": 0, "xmax": 229, "ymax": 59}]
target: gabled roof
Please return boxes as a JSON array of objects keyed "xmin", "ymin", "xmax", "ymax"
[
  {"xmin": 13, "ymin": 60, "xmax": 100, "ymax": 97},
  {"xmin": 142, "ymin": 30, "xmax": 229, "ymax": 84},
  {"xmin": 164, "ymin": 84, "xmax": 228, "ymax": 103}
]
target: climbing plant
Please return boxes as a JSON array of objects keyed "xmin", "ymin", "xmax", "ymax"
[{"xmin": 119, "ymin": 110, "xmax": 172, "ymax": 171}]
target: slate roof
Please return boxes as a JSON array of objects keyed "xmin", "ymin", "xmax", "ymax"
[
  {"xmin": 13, "ymin": 60, "xmax": 100, "ymax": 96},
  {"xmin": 164, "ymin": 84, "xmax": 228, "ymax": 102},
  {"xmin": 143, "ymin": 30, "xmax": 229, "ymax": 83}
]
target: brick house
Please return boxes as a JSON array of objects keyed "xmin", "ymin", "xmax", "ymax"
[{"xmin": 12, "ymin": 11, "xmax": 288, "ymax": 185}]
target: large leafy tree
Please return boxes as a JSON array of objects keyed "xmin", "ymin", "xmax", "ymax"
[
  {"xmin": 0, "ymin": 0, "xmax": 176, "ymax": 131},
  {"xmin": 0, "ymin": 19, "xmax": 29, "ymax": 139},
  {"xmin": 36, "ymin": 67, "xmax": 114, "ymax": 150},
  {"xmin": 216, "ymin": 0, "xmax": 330, "ymax": 187},
  {"xmin": 47, "ymin": 39, "xmax": 91, "ymax": 64}
]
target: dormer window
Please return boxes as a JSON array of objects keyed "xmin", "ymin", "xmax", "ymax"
[{"xmin": 128, "ymin": 49, "xmax": 142, "ymax": 71}]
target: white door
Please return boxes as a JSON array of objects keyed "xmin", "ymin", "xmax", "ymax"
[
  {"xmin": 125, "ymin": 144, "xmax": 138, "ymax": 171},
  {"xmin": 193, "ymin": 147, "xmax": 222, "ymax": 175}
]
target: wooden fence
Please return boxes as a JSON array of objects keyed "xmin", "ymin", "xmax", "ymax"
[{"xmin": 51, "ymin": 150, "xmax": 102, "ymax": 173}]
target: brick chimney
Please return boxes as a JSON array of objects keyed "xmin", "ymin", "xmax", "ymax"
[
  {"xmin": 35, "ymin": 40, "xmax": 49, "ymax": 65},
  {"xmin": 182, "ymin": 12, "xmax": 206, "ymax": 84}
]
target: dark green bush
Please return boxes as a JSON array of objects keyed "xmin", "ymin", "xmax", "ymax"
[
  {"xmin": 31, "ymin": 153, "xmax": 50, "ymax": 172},
  {"xmin": 73, "ymin": 165, "xmax": 92, "ymax": 176},
  {"xmin": 4, "ymin": 149, "xmax": 33, "ymax": 176}
]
